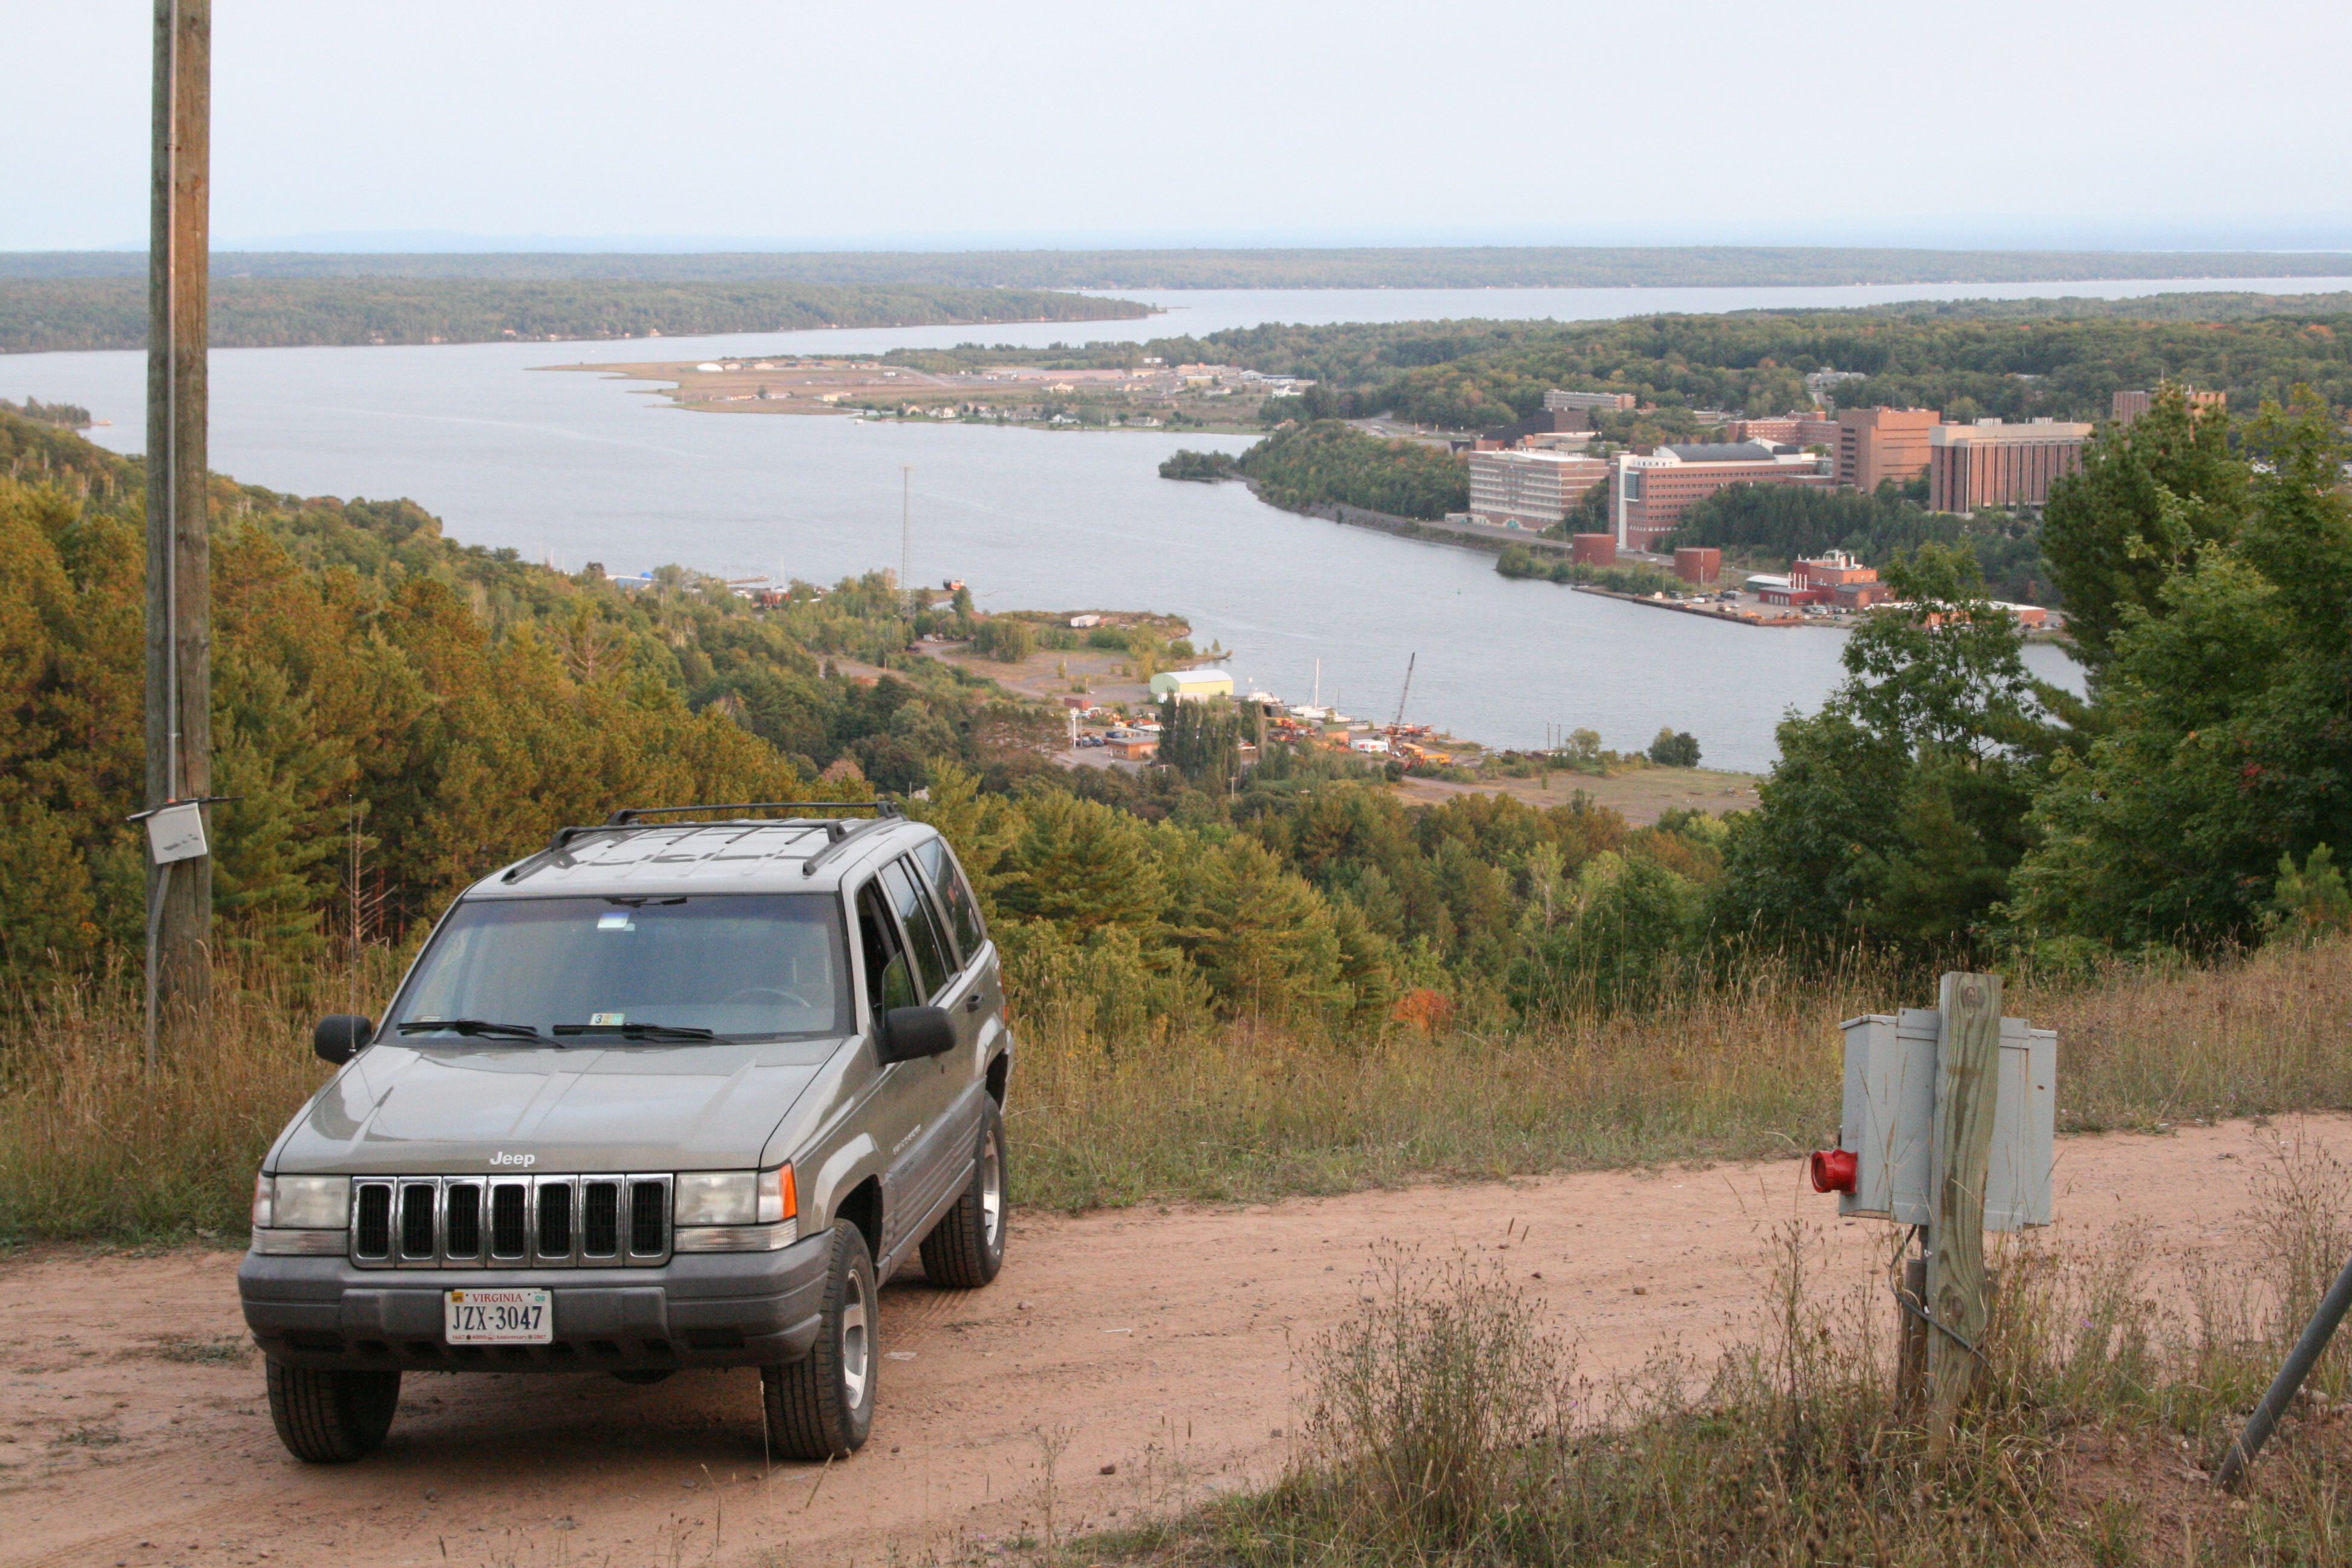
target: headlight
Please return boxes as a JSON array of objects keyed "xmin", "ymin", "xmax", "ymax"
[
  {"xmin": 675, "ymin": 1166, "xmax": 795, "ymax": 1227},
  {"xmin": 256, "ymin": 1175, "xmax": 350, "ymax": 1230}
]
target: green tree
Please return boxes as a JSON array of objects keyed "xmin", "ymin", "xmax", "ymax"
[
  {"xmin": 2009, "ymin": 391, "xmax": 2352, "ymax": 947},
  {"xmin": 1712, "ymin": 544, "xmax": 2045, "ymax": 956},
  {"xmin": 1647, "ymin": 728, "xmax": 1701, "ymax": 767},
  {"xmin": 2042, "ymin": 382, "xmax": 2249, "ymax": 670}
]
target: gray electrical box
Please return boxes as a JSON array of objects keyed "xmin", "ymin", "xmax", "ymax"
[
  {"xmin": 1835, "ymin": 1011, "xmax": 2054, "ymax": 1231},
  {"xmin": 143, "ymin": 800, "xmax": 211, "ymax": 865}
]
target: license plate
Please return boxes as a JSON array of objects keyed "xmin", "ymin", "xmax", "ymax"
[{"xmin": 445, "ymin": 1287, "xmax": 552, "ymax": 1345}]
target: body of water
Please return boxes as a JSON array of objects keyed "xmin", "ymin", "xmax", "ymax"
[{"xmin": 13, "ymin": 276, "xmax": 2330, "ymax": 769}]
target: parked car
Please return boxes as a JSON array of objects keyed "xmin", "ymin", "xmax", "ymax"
[{"xmin": 240, "ymin": 802, "xmax": 1011, "ymax": 1463}]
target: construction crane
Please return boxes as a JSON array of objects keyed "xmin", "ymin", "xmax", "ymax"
[{"xmin": 1386, "ymin": 653, "xmax": 1416, "ymax": 748}]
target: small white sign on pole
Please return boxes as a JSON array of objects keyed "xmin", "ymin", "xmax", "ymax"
[{"xmin": 144, "ymin": 800, "xmax": 209, "ymax": 864}]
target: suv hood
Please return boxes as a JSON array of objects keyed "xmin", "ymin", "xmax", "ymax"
[{"xmin": 269, "ymin": 1039, "xmax": 843, "ymax": 1175}]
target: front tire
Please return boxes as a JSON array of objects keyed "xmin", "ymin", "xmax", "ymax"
[
  {"xmin": 265, "ymin": 1360, "xmax": 400, "ymax": 1463},
  {"xmin": 763, "ymin": 1221, "xmax": 878, "ymax": 1460},
  {"xmin": 920, "ymin": 1103, "xmax": 1008, "ymax": 1289}
]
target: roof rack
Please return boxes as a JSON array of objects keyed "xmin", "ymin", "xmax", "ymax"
[
  {"xmin": 537, "ymin": 800, "xmax": 898, "ymax": 857},
  {"xmin": 604, "ymin": 800, "xmax": 900, "ymax": 828}
]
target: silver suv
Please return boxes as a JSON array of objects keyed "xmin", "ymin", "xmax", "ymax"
[{"xmin": 238, "ymin": 802, "xmax": 1011, "ymax": 1464}]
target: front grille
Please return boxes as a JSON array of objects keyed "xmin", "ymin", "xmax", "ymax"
[
  {"xmin": 583, "ymin": 1181, "xmax": 619, "ymax": 1258},
  {"xmin": 349, "ymin": 1174, "xmax": 671, "ymax": 1269},
  {"xmin": 630, "ymin": 1181, "xmax": 666, "ymax": 1256},
  {"xmin": 355, "ymin": 1184, "xmax": 392, "ymax": 1257}
]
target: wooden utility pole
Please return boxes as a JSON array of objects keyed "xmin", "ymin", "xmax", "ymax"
[
  {"xmin": 146, "ymin": 0, "xmax": 212, "ymax": 1048},
  {"xmin": 1924, "ymin": 970, "xmax": 2002, "ymax": 1454}
]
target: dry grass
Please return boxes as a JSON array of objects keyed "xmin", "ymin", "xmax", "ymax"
[
  {"xmin": 0, "ymin": 950, "xmax": 402, "ymax": 1241},
  {"xmin": 1086, "ymin": 1138, "xmax": 2352, "ymax": 1567},
  {"xmin": 5, "ymin": 938, "xmax": 2351, "ymax": 1242},
  {"xmin": 1015, "ymin": 938, "xmax": 2352, "ymax": 1212}
]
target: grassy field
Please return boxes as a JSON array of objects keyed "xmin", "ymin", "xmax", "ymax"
[
  {"xmin": 1392, "ymin": 765, "xmax": 1760, "ymax": 826},
  {"xmin": 4, "ymin": 938, "xmax": 2350, "ymax": 1244}
]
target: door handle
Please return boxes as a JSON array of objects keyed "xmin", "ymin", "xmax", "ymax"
[{"xmin": 963, "ymin": 994, "xmax": 982, "ymax": 1013}]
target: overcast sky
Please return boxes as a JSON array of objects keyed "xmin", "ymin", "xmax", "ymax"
[{"xmin": 6, "ymin": 0, "xmax": 2347, "ymax": 253}]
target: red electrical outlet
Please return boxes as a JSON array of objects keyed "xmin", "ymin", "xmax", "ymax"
[{"xmin": 1809, "ymin": 1148, "xmax": 1858, "ymax": 1195}]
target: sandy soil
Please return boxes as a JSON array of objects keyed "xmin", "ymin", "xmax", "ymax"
[
  {"xmin": 4, "ymin": 1116, "xmax": 2333, "ymax": 1568},
  {"xmin": 1395, "ymin": 765, "xmax": 1760, "ymax": 825}
]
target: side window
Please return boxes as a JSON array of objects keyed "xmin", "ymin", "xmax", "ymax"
[
  {"xmin": 915, "ymin": 836, "xmax": 985, "ymax": 961},
  {"xmin": 855, "ymin": 883, "xmax": 916, "ymax": 1018},
  {"xmin": 880, "ymin": 859, "xmax": 952, "ymax": 1002}
]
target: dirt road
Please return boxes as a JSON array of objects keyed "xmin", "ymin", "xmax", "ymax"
[{"xmin": 4, "ymin": 1116, "xmax": 2333, "ymax": 1568}]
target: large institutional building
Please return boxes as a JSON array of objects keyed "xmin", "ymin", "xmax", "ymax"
[
  {"xmin": 1543, "ymin": 389, "xmax": 1637, "ymax": 413},
  {"xmin": 1927, "ymin": 419, "xmax": 2093, "ymax": 512},
  {"xmin": 1835, "ymin": 407, "xmax": 1940, "ymax": 492},
  {"xmin": 1466, "ymin": 448, "xmax": 1610, "ymax": 530},
  {"xmin": 2113, "ymin": 387, "xmax": 2227, "ymax": 425},
  {"xmin": 1612, "ymin": 443, "xmax": 1835, "ymax": 551}
]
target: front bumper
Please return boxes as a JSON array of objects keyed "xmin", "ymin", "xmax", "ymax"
[{"xmin": 238, "ymin": 1231, "xmax": 831, "ymax": 1373}]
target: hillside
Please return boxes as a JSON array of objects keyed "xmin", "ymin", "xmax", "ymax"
[{"xmin": 0, "ymin": 278, "xmax": 1147, "ymax": 352}]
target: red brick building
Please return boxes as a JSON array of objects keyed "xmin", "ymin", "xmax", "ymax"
[
  {"xmin": 1726, "ymin": 414, "xmax": 1839, "ymax": 448},
  {"xmin": 2113, "ymin": 387, "xmax": 2227, "ymax": 426},
  {"xmin": 1612, "ymin": 443, "xmax": 1836, "ymax": 551},
  {"xmin": 1836, "ymin": 407, "xmax": 1940, "ymax": 492},
  {"xmin": 1928, "ymin": 420, "xmax": 2092, "ymax": 512}
]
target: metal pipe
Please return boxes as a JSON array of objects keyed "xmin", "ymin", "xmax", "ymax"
[
  {"xmin": 2213, "ymin": 1248, "xmax": 2352, "ymax": 1489},
  {"xmin": 142, "ymin": 861, "xmax": 166, "ymax": 1077}
]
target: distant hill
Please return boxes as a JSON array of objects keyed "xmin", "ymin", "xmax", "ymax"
[
  {"xmin": 0, "ymin": 279, "xmax": 1147, "ymax": 353},
  {"xmin": 5, "ymin": 246, "xmax": 2351, "ymax": 289}
]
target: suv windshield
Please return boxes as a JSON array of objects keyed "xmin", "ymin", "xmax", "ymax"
[{"xmin": 389, "ymin": 895, "xmax": 850, "ymax": 1043}]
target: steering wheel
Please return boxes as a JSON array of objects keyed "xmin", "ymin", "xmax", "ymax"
[{"xmin": 719, "ymin": 986, "xmax": 812, "ymax": 1010}]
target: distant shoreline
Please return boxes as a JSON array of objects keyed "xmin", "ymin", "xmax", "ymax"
[
  {"xmin": 0, "ymin": 278, "xmax": 1151, "ymax": 354},
  {"xmin": 10, "ymin": 245, "xmax": 2352, "ymax": 290}
]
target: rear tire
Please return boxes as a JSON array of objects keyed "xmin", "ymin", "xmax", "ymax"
[
  {"xmin": 762, "ymin": 1221, "xmax": 878, "ymax": 1460},
  {"xmin": 265, "ymin": 1360, "xmax": 400, "ymax": 1463},
  {"xmin": 920, "ymin": 1104, "xmax": 1008, "ymax": 1289}
]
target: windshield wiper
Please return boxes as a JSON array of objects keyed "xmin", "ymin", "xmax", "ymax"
[
  {"xmin": 552, "ymin": 1022, "xmax": 717, "ymax": 1041},
  {"xmin": 397, "ymin": 1018, "xmax": 550, "ymax": 1042}
]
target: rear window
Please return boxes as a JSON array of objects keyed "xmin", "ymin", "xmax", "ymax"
[{"xmin": 913, "ymin": 836, "xmax": 985, "ymax": 961}]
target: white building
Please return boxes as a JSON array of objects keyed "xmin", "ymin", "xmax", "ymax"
[{"xmin": 1466, "ymin": 448, "xmax": 1610, "ymax": 531}]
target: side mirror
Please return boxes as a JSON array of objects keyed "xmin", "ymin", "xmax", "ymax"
[
  {"xmin": 314, "ymin": 1014, "xmax": 374, "ymax": 1066},
  {"xmin": 879, "ymin": 1005, "xmax": 955, "ymax": 1064}
]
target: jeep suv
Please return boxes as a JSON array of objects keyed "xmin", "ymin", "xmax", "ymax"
[{"xmin": 238, "ymin": 802, "xmax": 1011, "ymax": 1463}]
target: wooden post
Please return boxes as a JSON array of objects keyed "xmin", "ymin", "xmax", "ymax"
[
  {"xmin": 1896, "ymin": 1253, "xmax": 1929, "ymax": 1414},
  {"xmin": 1924, "ymin": 970, "xmax": 2002, "ymax": 1454},
  {"xmin": 145, "ymin": 0, "xmax": 212, "ymax": 1055}
]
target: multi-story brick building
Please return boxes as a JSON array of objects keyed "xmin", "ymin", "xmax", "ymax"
[
  {"xmin": 2113, "ymin": 387, "xmax": 2227, "ymax": 426},
  {"xmin": 1927, "ymin": 419, "xmax": 2093, "ymax": 512},
  {"xmin": 1544, "ymin": 389, "xmax": 1637, "ymax": 413},
  {"xmin": 1726, "ymin": 414, "xmax": 1840, "ymax": 449},
  {"xmin": 1466, "ymin": 448, "xmax": 1610, "ymax": 530},
  {"xmin": 1612, "ymin": 443, "xmax": 1835, "ymax": 551},
  {"xmin": 1836, "ymin": 407, "xmax": 1941, "ymax": 492}
]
